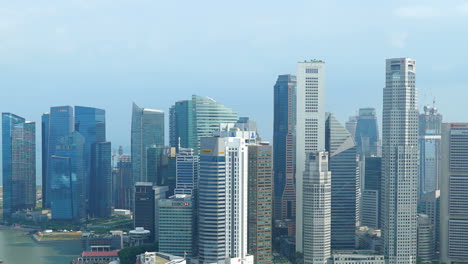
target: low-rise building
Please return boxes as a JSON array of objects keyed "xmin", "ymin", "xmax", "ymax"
[
  {"xmin": 71, "ymin": 251, "xmax": 119, "ymax": 264},
  {"xmin": 136, "ymin": 252, "xmax": 186, "ymax": 264},
  {"xmin": 331, "ymin": 251, "xmax": 384, "ymax": 264}
]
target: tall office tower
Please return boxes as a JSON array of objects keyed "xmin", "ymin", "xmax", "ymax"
[
  {"xmin": 419, "ymin": 106, "xmax": 442, "ymax": 196},
  {"xmin": 345, "ymin": 116, "xmax": 358, "ymax": 139},
  {"xmin": 169, "ymin": 100, "xmax": 194, "ymax": 149},
  {"xmin": 174, "ymin": 147, "xmax": 199, "ymax": 196},
  {"xmin": 325, "ymin": 113, "xmax": 358, "ymax": 250},
  {"xmin": 75, "ymin": 106, "xmax": 107, "ymax": 214},
  {"xmin": 113, "ymin": 155, "xmax": 132, "ymax": 209},
  {"xmin": 43, "ymin": 106, "xmax": 74, "ymax": 208},
  {"xmin": 273, "ymin": 74, "xmax": 297, "ymax": 222},
  {"xmin": 248, "ymin": 143, "xmax": 273, "ymax": 264},
  {"xmin": 198, "ymin": 136, "xmax": 253, "ymax": 264},
  {"xmin": 131, "ymin": 103, "xmax": 164, "ymax": 183},
  {"xmin": 303, "ymin": 151, "xmax": 331, "ymax": 264},
  {"xmin": 158, "ymin": 194, "xmax": 195, "ymax": 258},
  {"xmin": 50, "ymin": 131, "xmax": 86, "ymax": 220},
  {"xmin": 90, "ymin": 142, "xmax": 112, "ymax": 218},
  {"xmin": 382, "ymin": 58, "xmax": 418, "ymax": 264},
  {"xmin": 440, "ymin": 123, "xmax": 468, "ymax": 263},
  {"xmin": 295, "ymin": 60, "xmax": 326, "ymax": 252},
  {"xmin": 355, "ymin": 108, "xmax": 381, "ymax": 157},
  {"xmin": 2, "ymin": 113, "xmax": 36, "ymax": 218},
  {"xmin": 418, "ymin": 190, "xmax": 440, "ymax": 257},
  {"xmin": 417, "ymin": 214, "xmax": 433, "ymax": 264},
  {"xmin": 147, "ymin": 146, "xmax": 177, "ymax": 195},
  {"xmin": 361, "ymin": 157, "xmax": 382, "ymax": 228},
  {"xmin": 41, "ymin": 113, "xmax": 49, "ymax": 208},
  {"xmin": 169, "ymin": 95, "xmax": 238, "ymax": 152},
  {"xmin": 134, "ymin": 183, "xmax": 168, "ymax": 242}
]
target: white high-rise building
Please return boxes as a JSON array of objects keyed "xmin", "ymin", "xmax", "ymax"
[
  {"xmin": 198, "ymin": 131, "xmax": 254, "ymax": 264},
  {"xmin": 295, "ymin": 60, "xmax": 326, "ymax": 252},
  {"xmin": 303, "ymin": 151, "xmax": 331, "ymax": 264},
  {"xmin": 381, "ymin": 58, "xmax": 419, "ymax": 264},
  {"xmin": 440, "ymin": 123, "xmax": 468, "ymax": 263}
]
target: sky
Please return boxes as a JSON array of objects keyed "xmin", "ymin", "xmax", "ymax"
[{"xmin": 1, "ymin": 0, "xmax": 468, "ymax": 183}]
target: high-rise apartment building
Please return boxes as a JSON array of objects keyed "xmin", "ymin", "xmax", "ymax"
[
  {"xmin": 50, "ymin": 131, "xmax": 86, "ymax": 220},
  {"xmin": 273, "ymin": 74, "xmax": 297, "ymax": 222},
  {"xmin": 381, "ymin": 58, "xmax": 418, "ymax": 264},
  {"xmin": 303, "ymin": 151, "xmax": 331, "ymax": 264},
  {"xmin": 295, "ymin": 60, "xmax": 326, "ymax": 252},
  {"xmin": 158, "ymin": 194, "xmax": 195, "ymax": 258},
  {"xmin": 2, "ymin": 113, "xmax": 36, "ymax": 218},
  {"xmin": 131, "ymin": 103, "xmax": 164, "ymax": 183},
  {"xmin": 198, "ymin": 135, "xmax": 253, "ymax": 264},
  {"xmin": 440, "ymin": 123, "xmax": 468, "ymax": 263},
  {"xmin": 419, "ymin": 106, "xmax": 442, "ymax": 196},
  {"xmin": 247, "ymin": 143, "xmax": 273, "ymax": 264},
  {"xmin": 43, "ymin": 106, "xmax": 74, "ymax": 208},
  {"xmin": 325, "ymin": 113, "xmax": 358, "ymax": 250},
  {"xmin": 169, "ymin": 95, "xmax": 238, "ymax": 152},
  {"xmin": 355, "ymin": 108, "xmax": 381, "ymax": 157}
]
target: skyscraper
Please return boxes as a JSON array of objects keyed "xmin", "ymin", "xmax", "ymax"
[
  {"xmin": 158, "ymin": 194, "xmax": 196, "ymax": 258},
  {"xmin": 50, "ymin": 131, "xmax": 86, "ymax": 220},
  {"xmin": 75, "ymin": 106, "xmax": 106, "ymax": 213},
  {"xmin": 381, "ymin": 58, "xmax": 418, "ymax": 264},
  {"xmin": 198, "ymin": 135, "xmax": 253, "ymax": 264},
  {"xmin": 440, "ymin": 123, "xmax": 468, "ymax": 263},
  {"xmin": 303, "ymin": 151, "xmax": 331, "ymax": 264},
  {"xmin": 419, "ymin": 105, "xmax": 442, "ymax": 196},
  {"xmin": 325, "ymin": 113, "xmax": 358, "ymax": 250},
  {"xmin": 418, "ymin": 190, "xmax": 440, "ymax": 257},
  {"xmin": 361, "ymin": 157, "xmax": 382, "ymax": 229},
  {"xmin": 134, "ymin": 183, "xmax": 168, "ymax": 242},
  {"xmin": 355, "ymin": 108, "xmax": 381, "ymax": 157},
  {"xmin": 345, "ymin": 116, "xmax": 358, "ymax": 139},
  {"xmin": 41, "ymin": 113, "xmax": 49, "ymax": 208},
  {"xmin": 131, "ymin": 103, "xmax": 164, "ymax": 183},
  {"xmin": 90, "ymin": 142, "xmax": 112, "ymax": 218},
  {"xmin": 113, "ymin": 155, "xmax": 132, "ymax": 209},
  {"xmin": 273, "ymin": 74, "xmax": 297, "ymax": 222},
  {"xmin": 169, "ymin": 95, "xmax": 238, "ymax": 152},
  {"xmin": 248, "ymin": 143, "xmax": 273, "ymax": 264},
  {"xmin": 417, "ymin": 214, "xmax": 433, "ymax": 264},
  {"xmin": 44, "ymin": 106, "xmax": 74, "ymax": 208},
  {"xmin": 174, "ymin": 147, "xmax": 199, "ymax": 196},
  {"xmin": 2, "ymin": 113, "xmax": 36, "ymax": 218},
  {"xmin": 296, "ymin": 60, "xmax": 326, "ymax": 252}
]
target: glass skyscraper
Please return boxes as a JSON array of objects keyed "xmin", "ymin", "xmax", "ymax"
[
  {"xmin": 174, "ymin": 147, "xmax": 199, "ymax": 196},
  {"xmin": 43, "ymin": 106, "xmax": 74, "ymax": 208},
  {"xmin": 273, "ymin": 74, "xmax": 297, "ymax": 222},
  {"xmin": 2, "ymin": 113, "xmax": 36, "ymax": 218},
  {"xmin": 90, "ymin": 142, "xmax": 112, "ymax": 218},
  {"xmin": 419, "ymin": 105, "xmax": 442, "ymax": 196},
  {"xmin": 131, "ymin": 103, "xmax": 164, "ymax": 183},
  {"xmin": 169, "ymin": 95, "xmax": 238, "ymax": 153},
  {"xmin": 113, "ymin": 155, "xmax": 132, "ymax": 209},
  {"xmin": 50, "ymin": 131, "xmax": 86, "ymax": 220},
  {"xmin": 355, "ymin": 108, "xmax": 381, "ymax": 157},
  {"xmin": 325, "ymin": 113, "xmax": 358, "ymax": 250},
  {"xmin": 362, "ymin": 157, "xmax": 382, "ymax": 228}
]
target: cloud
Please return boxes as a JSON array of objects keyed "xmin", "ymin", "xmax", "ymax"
[
  {"xmin": 395, "ymin": 6, "xmax": 440, "ymax": 19},
  {"xmin": 390, "ymin": 32, "xmax": 408, "ymax": 48}
]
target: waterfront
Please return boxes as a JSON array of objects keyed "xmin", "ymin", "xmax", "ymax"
[{"xmin": 0, "ymin": 229, "xmax": 82, "ymax": 264}]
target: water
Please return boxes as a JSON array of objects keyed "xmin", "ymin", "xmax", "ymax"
[{"xmin": 0, "ymin": 229, "xmax": 82, "ymax": 264}]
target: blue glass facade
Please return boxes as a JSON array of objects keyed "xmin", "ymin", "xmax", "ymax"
[
  {"xmin": 355, "ymin": 108, "xmax": 380, "ymax": 157},
  {"xmin": 326, "ymin": 113, "xmax": 358, "ymax": 250},
  {"xmin": 90, "ymin": 142, "xmax": 112, "ymax": 218},
  {"xmin": 174, "ymin": 148, "xmax": 199, "ymax": 196},
  {"xmin": 273, "ymin": 74, "xmax": 296, "ymax": 221},
  {"xmin": 50, "ymin": 131, "xmax": 86, "ymax": 220},
  {"xmin": 45, "ymin": 106, "xmax": 74, "ymax": 208},
  {"xmin": 2, "ymin": 113, "xmax": 36, "ymax": 218},
  {"xmin": 169, "ymin": 100, "xmax": 194, "ymax": 149},
  {"xmin": 41, "ymin": 113, "xmax": 49, "ymax": 208},
  {"xmin": 75, "ymin": 106, "xmax": 107, "ymax": 215}
]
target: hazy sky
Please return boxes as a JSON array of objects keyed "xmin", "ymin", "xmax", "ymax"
[{"xmin": 1, "ymin": 0, "xmax": 468, "ymax": 154}]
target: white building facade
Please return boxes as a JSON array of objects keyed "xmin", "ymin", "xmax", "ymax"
[
  {"xmin": 295, "ymin": 60, "xmax": 326, "ymax": 252},
  {"xmin": 381, "ymin": 58, "xmax": 419, "ymax": 264}
]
